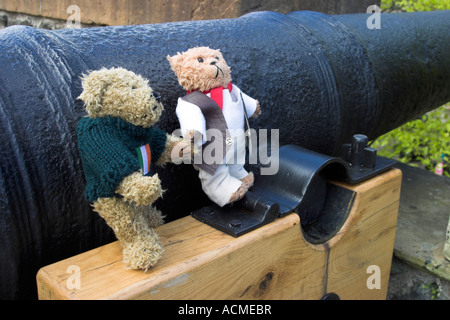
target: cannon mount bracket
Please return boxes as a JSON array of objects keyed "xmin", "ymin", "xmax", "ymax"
[{"xmin": 191, "ymin": 134, "xmax": 396, "ymax": 238}]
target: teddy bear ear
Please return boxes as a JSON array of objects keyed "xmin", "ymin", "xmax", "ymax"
[
  {"xmin": 215, "ymin": 49, "xmax": 225, "ymax": 58},
  {"xmin": 167, "ymin": 53, "xmax": 184, "ymax": 75}
]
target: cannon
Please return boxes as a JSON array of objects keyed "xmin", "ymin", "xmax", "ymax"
[{"xmin": 1, "ymin": 10, "xmax": 449, "ymax": 299}]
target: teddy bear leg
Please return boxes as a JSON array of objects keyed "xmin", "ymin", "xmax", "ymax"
[
  {"xmin": 228, "ymin": 183, "xmax": 249, "ymax": 203},
  {"xmin": 198, "ymin": 164, "xmax": 247, "ymax": 207},
  {"xmin": 134, "ymin": 205, "xmax": 166, "ymax": 228},
  {"xmin": 227, "ymin": 166, "xmax": 254, "ymax": 202},
  {"xmin": 92, "ymin": 197, "xmax": 164, "ymax": 270}
]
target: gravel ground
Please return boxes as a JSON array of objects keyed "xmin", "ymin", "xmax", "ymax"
[{"xmin": 387, "ymin": 257, "xmax": 450, "ymax": 300}]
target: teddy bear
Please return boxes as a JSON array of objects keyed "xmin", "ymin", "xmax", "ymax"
[
  {"xmin": 167, "ymin": 47, "xmax": 262, "ymax": 207},
  {"xmin": 76, "ymin": 67, "xmax": 189, "ymax": 270}
]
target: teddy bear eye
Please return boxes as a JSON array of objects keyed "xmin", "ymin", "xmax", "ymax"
[
  {"xmin": 197, "ymin": 57, "xmax": 204, "ymax": 63},
  {"xmin": 215, "ymin": 56, "xmax": 219, "ymax": 60},
  {"xmin": 131, "ymin": 85, "xmax": 137, "ymax": 90}
]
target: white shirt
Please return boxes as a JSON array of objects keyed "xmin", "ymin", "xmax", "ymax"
[{"xmin": 176, "ymin": 84, "xmax": 258, "ymax": 145}]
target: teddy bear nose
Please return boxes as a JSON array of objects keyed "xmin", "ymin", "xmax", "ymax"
[
  {"xmin": 152, "ymin": 91, "xmax": 161, "ymax": 103},
  {"xmin": 210, "ymin": 61, "xmax": 217, "ymax": 66}
]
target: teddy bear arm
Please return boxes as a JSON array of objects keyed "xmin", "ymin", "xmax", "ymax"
[
  {"xmin": 115, "ymin": 171, "xmax": 163, "ymax": 206},
  {"xmin": 176, "ymin": 99, "xmax": 207, "ymax": 141},
  {"xmin": 251, "ymin": 102, "xmax": 262, "ymax": 119},
  {"xmin": 155, "ymin": 133, "xmax": 190, "ymax": 166},
  {"xmin": 236, "ymin": 87, "xmax": 260, "ymax": 119}
]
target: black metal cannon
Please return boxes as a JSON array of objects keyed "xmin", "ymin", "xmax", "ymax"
[{"xmin": 1, "ymin": 10, "xmax": 449, "ymax": 299}]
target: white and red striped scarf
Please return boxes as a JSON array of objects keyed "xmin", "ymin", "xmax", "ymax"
[{"xmin": 187, "ymin": 83, "xmax": 233, "ymax": 110}]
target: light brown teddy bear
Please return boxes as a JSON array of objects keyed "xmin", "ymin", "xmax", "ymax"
[
  {"xmin": 168, "ymin": 47, "xmax": 262, "ymax": 207},
  {"xmin": 76, "ymin": 67, "xmax": 189, "ymax": 270}
]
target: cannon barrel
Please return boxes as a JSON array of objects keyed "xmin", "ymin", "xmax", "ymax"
[{"xmin": 1, "ymin": 10, "xmax": 449, "ymax": 299}]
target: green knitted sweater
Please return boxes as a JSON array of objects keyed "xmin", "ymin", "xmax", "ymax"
[{"xmin": 76, "ymin": 116, "xmax": 167, "ymax": 202}]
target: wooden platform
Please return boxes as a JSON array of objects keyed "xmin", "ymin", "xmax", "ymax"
[{"xmin": 37, "ymin": 169, "xmax": 402, "ymax": 300}]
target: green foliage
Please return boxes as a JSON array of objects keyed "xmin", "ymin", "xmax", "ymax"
[
  {"xmin": 381, "ymin": 0, "xmax": 450, "ymax": 12},
  {"xmin": 371, "ymin": 106, "xmax": 450, "ymax": 177},
  {"xmin": 375, "ymin": 1, "xmax": 450, "ymax": 177},
  {"xmin": 421, "ymin": 282, "xmax": 440, "ymax": 300}
]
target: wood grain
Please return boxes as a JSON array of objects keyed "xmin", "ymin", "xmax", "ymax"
[{"xmin": 37, "ymin": 169, "xmax": 402, "ymax": 300}]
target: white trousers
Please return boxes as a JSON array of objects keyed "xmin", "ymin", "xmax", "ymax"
[{"xmin": 197, "ymin": 134, "xmax": 249, "ymax": 207}]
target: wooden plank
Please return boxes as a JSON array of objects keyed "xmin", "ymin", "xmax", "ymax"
[
  {"xmin": 312, "ymin": 168, "xmax": 402, "ymax": 300},
  {"xmin": 37, "ymin": 168, "xmax": 401, "ymax": 300}
]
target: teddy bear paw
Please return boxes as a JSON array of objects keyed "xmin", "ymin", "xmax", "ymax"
[
  {"xmin": 136, "ymin": 174, "xmax": 164, "ymax": 206},
  {"xmin": 117, "ymin": 172, "xmax": 163, "ymax": 206},
  {"xmin": 240, "ymin": 172, "xmax": 254, "ymax": 189},
  {"xmin": 122, "ymin": 235, "xmax": 164, "ymax": 271},
  {"xmin": 228, "ymin": 183, "xmax": 249, "ymax": 204}
]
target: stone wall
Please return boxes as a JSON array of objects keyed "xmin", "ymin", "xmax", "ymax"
[
  {"xmin": 0, "ymin": 9, "xmax": 99, "ymax": 30},
  {"xmin": 0, "ymin": 0, "xmax": 380, "ymax": 30}
]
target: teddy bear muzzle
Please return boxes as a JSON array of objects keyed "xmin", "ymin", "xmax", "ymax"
[{"xmin": 213, "ymin": 64, "xmax": 224, "ymax": 79}]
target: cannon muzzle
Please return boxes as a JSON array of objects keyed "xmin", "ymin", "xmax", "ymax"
[{"xmin": 0, "ymin": 10, "xmax": 449, "ymax": 299}]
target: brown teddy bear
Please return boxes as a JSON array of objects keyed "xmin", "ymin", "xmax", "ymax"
[
  {"xmin": 76, "ymin": 67, "xmax": 189, "ymax": 270},
  {"xmin": 168, "ymin": 47, "xmax": 261, "ymax": 207}
]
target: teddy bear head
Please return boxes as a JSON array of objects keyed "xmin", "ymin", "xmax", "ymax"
[
  {"xmin": 167, "ymin": 47, "xmax": 232, "ymax": 92},
  {"xmin": 78, "ymin": 67, "xmax": 163, "ymax": 128}
]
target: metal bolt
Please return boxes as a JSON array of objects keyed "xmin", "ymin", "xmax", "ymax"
[{"xmin": 229, "ymin": 220, "xmax": 242, "ymax": 229}]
